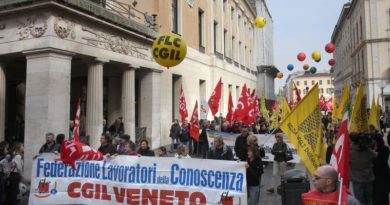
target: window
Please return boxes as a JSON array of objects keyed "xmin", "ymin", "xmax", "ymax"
[
  {"xmin": 296, "ymin": 81, "xmax": 300, "ymax": 86},
  {"xmin": 244, "ymin": 46, "xmax": 247, "ymax": 66},
  {"xmin": 238, "ymin": 15, "xmax": 241, "ymax": 27},
  {"xmin": 214, "ymin": 21, "xmax": 218, "ymax": 53},
  {"xmin": 361, "ymin": 50, "xmax": 364, "ymax": 74},
  {"xmin": 303, "ymin": 89, "xmax": 307, "ymax": 95},
  {"xmin": 360, "ymin": 16, "xmax": 363, "ymax": 40},
  {"xmin": 304, "ymin": 81, "xmax": 307, "ymax": 86},
  {"xmin": 223, "ymin": 0, "xmax": 227, "ymax": 12},
  {"xmin": 327, "ymin": 80, "xmax": 330, "ymax": 84},
  {"xmin": 224, "ymin": 29, "xmax": 228, "ymax": 56},
  {"xmin": 319, "ymin": 80, "xmax": 322, "ymax": 85},
  {"xmin": 320, "ymin": 88, "xmax": 324, "ymax": 94},
  {"xmin": 231, "ymin": 7, "xmax": 234, "ymax": 20},
  {"xmin": 232, "ymin": 36, "xmax": 235, "ymax": 59},
  {"xmin": 171, "ymin": 0, "xmax": 178, "ymax": 33},
  {"xmin": 239, "ymin": 41, "xmax": 242, "ymax": 63},
  {"xmin": 298, "ymin": 89, "xmax": 301, "ymax": 94},
  {"xmin": 198, "ymin": 9, "xmax": 205, "ymax": 52},
  {"xmin": 311, "ymin": 80, "xmax": 315, "ymax": 85}
]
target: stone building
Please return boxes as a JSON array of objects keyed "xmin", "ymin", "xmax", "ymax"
[
  {"xmin": 285, "ymin": 71, "xmax": 334, "ymax": 103},
  {"xmin": 0, "ymin": 0, "xmax": 276, "ymax": 178},
  {"xmin": 331, "ymin": 0, "xmax": 390, "ymax": 108}
]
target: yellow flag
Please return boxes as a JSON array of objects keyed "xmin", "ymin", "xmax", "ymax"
[
  {"xmin": 270, "ymin": 107, "xmax": 280, "ymax": 130},
  {"xmin": 336, "ymin": 84, "xmax": 350, "ymax": 120},
  {"xmin": 332, "ymin": 96, "xmax": 338, "ymax": 122},
  {"xmin": 280, "ymin": 84, "xmax": 323, "ymax": 175},
  {"xmin": 368, "ymin": 97, "xmax": 380, "ymax": 130},
  {"xmin": 260, "ymin": 95, "xmax": 270, "ymax": 121},
  {"xmin": 350, "ymin": 81, "xmax": 368, "ymax": 133},
  {"xmin": 282, "ymin": 97, "xmax": 291, "ymax": 121}
]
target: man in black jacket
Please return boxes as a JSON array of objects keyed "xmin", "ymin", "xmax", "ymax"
[
  {"xmin": 267, "ymin": 133, "xmax": 287, "ymax": 193},
  {"xmin": 207, "ymin": 136, "xmax": 233, "ymax": 160},
  {"xmin": 169, "ymin": 120, "xmax": 181, "ymax": 152},
  {"xmin": 234, "ymin": 126, "xmax": 250, "ymax": 161},
  {"xmin": 98, "ymin": 133, "xmax": 118, "ymax": 156}
]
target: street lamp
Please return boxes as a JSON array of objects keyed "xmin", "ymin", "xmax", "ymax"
[{"xmin": 379, "ymin": 81, "xmax": 386, "ymax": 112}]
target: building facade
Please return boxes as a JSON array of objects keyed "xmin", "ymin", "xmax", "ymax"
[
  {"xmin": 285, "ymin": 71, "xmax": 334, "ymax": 103},
  {"xmin": 331, "ymin": 0, "xmax": 390, "ymax": 109},
  {"xmin": 0, "ymin": 0, "xmax": 275, "ymax": 178}
]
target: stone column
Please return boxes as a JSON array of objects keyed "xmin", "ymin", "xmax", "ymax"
[
  {"xmin": 121, "ymin": 67, "xmax": 136, "ymax": 140},
  {"xmin": 107, "ymin": 76, "xmax": 122, "ymax": 126},
  {"xmin": 86, "ymin": 59, "xmax": 105, "ymax": 149},
  {"xmin": 0, "ymin": 63, "xmax": 5, "ymax": 142},
  {"xmin": 23, "ymin": 48, "xmax": 73, "ymax": 179},
  {"xmin": 139, "ymin": 69, "xmax": 161, "ymax": 149}
]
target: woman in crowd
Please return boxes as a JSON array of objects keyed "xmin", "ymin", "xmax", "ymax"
[
  {"xmin": 174, "ymin": 145, "xmax": 191, "ymax": 159},
  {"xmin": 372, "ymin": 135, "xmax": 390, "ymax": 205},
  {"xmin": 122, "ymin": 141, "xmax": 138, "ymax": 156},
  {"xmin": 247, "ymin": 134, "xmax": 265, "ymax": 158},
  {"xmin": 6, "ymin": 143, "xmax": 24, "ymax": 205},
  {"xmin": 157, "ymin": 146, "xmax": 168, "ymax": 157},
  {"xmin": 138, "ymin": 139, "xmax": 155, "ymax": 156},
  {"xmin": 246, "ymin": 146, "xmax": 263, "ymax": 205}
]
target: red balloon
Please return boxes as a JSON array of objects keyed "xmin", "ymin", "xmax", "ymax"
[
  {"xmin": 325, "ymin": 43, "xmax": 336, "ymax": 53},
  {"xmin": 297, "ymin": 52, "xmax": 306, "ymax": 61},
  {"xmin": 328, "ymin": 59, "xmax": 336, "ymax": 66}
]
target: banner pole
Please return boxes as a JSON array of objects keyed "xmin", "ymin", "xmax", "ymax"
[{"xmin": 338, "ymin": 177, "xmax": 343, "ymax": 205}]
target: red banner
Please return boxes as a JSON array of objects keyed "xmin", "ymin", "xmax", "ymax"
[
  {"xmin": 179, "ymin": 85, "xmax": 188, "ymax": 123},
  {"xmin": 73, "ymin": 98, "xmax": 81, "ymax": 141},
  {"xmin": 190, "ymin": 100, "xmax": 199, "ymax": 141},
  {"xmin": 226, "ymin": 92, "xmax": 234, "ymax": 128},
  {"xmin": 233, "ymin": 84, "xmax": 249, "ymax": 123},
  {"xmin": 208, "ymin": 78, "xmax": 222, "ymax": 116}
]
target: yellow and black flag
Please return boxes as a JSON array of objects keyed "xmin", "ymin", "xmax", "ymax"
[
  {"xmin": 350, "ymin": 81, "xmax": 368, "ymax": 133},
  {"xmin": 279, "ymin": 84, "xmax": 323, "ymax": 175}
]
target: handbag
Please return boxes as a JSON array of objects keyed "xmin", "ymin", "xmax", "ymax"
[{"xmin": 284, "ymin": 150, "xmax": 294, "ymax": 162}]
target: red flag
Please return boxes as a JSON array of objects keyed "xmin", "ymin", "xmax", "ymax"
[
  {"xmin": 250, "ymin": 89, "xmax": 256, "ymax": 99},
  {"xmin": 242, "ymin": 100, "xmax": 256, "ymax": 126},
  {"xmin": 190, "ymin": 101, "xmax": 199, "ymax": 141},
  {"xmin": 330, "ymin": 113, "xmax": 350, "ymax": 187},
  {"xmin": 293, "ymin": 82, "xmax": 301, "ymax": 103},
  {"xmin": 272, "ymin": 101, "xmax": 279, "ymax": 112},
  {"xmin": 208, "ymin": 78, "xmax": 222, "ymax": 116},
  {"xmin": 233, "ymin": 84, "xmax": 249, "ymax": 123},
  {"xmin": 319, "ymin": 95, "xmax": 326, "ymax": 109},
  {"xmin": 57, "ymin": 140, "xmax": 104, "ymax": 169},
  {"xmin": 325, "ymin": 97, "xmax": 333, "ymax": 111},
  {"xmin": 73, "ymin": 98, "xmax": 81, "ymax": 141},
  {"xmin": 226, "ymin": 92, "xmax": 234, "ymax": 128},
  {"xmin": 179, "ymin": 85, "xmax": 188, "ymax": 123}
]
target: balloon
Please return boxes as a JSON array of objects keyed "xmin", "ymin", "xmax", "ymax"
[
  {"xmin": 311, "ymin": 51, "xmax": 321, "ymax": 61},
  {"xmin": 287, "ymin": 64, "xmax": 294, "ymax": 71},
  {"xmin": 297, "ymin": 52, "xmax": 306, "ymax": 61},
  {"xmin": 328, "ymin": 59, "xmax": 336, "ymax": 66},
  {"xmin": 255, "ymin": 16, "xmax": 266, "ymax": 28},
  {"xmin": 152, "ymin": 33, "xmax": 187, "ymax": 68},
  {"xmin": 277, "ymin": 72, "xmax": 283, "ymax": 79},
  {"xmin": 315, "ymin": 58, "xmax": 321, "ymax": 63},
  {"xmin": 310, "ymin": 66, "xmax": 317, "ymax": 74},
  {"xmin": 325, "ymin": 43, "xmax": 336, "ymax": 53},
  {"xmin": 303, "ymin": 64, "xmax": 309, "ymax": 70}
]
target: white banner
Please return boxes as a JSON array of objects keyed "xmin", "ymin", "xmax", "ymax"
[
  {"xmin": 206, "ymin": 131, "xmax": 301, "ymax": 163},
  {"xmin": 29, "ymin": 154, "xmax": 247, "ymax": 205}
]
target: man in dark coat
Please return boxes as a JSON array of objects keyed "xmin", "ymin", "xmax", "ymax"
[
  {"xmin": 234, "ymin": 126, "xmax": 250, "ymax": 161},
  {"xmin": 207, "ymin": 136, "xmax": 233, "ymax": 160},
  {"xmin": 169, "ymin": 119, "xmax": 181, "ymax": 152},
  {"xmin": 98, "ymin": 133, "xmax": 118, "ymax": 156}
]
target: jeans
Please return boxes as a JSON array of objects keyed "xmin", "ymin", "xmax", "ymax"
[
  {"xmin": 271, "ymin": 161, "xmax": 286, "ymax": 189},
  {"xmin": 248, "ymin": 186, "xmax": 260, "ymax": 205},
  {"xmin": 352, "ymin": 181, "xmax": 373, "ymax": 205}
]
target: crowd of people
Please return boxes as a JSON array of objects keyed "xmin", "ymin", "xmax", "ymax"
[{"xmin": 0, "ymin": 106, "xmax": 388, "ymax": 205}]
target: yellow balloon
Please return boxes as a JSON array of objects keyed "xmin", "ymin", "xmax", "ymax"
[
  {"xmin": 311, "ymin": 50, "xmax": 321, "ymax": 61},
  {"xmin": 277, "ymin": 71, "xmax": 283, "ymax": 79},
  {"xmin": 152, "ymin": 33, "xmax": 187, "ymax": 68},
  {"xmin": 255, "ymin": 16, "xmax": 266, "ymax": 28}
]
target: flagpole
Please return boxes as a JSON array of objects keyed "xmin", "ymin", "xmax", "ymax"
[{"xmin": 338, "ymin": 177, "xmax": 343, "ymax": 205}]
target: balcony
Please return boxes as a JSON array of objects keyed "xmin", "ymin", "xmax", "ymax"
[{"xmin": 0, "ymin": 0, "xmax": 158, "ymax": 38}]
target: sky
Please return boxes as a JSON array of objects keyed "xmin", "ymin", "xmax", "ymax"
[{"xmin": 266, "ymin": 0, "xmax": 349, "ymax": 93}]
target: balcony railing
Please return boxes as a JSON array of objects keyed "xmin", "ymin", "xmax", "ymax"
[{"xmin": 90, "ymin": 0, "xmax": 158, "ymax": 32}]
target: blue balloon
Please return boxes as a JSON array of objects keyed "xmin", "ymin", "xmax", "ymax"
[{"xmin": 287, "ymin": 64, "xmax": 294, "ymax": 71}]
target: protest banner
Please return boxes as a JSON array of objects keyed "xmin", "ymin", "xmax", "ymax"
[
  {"xmin": 206, "ymin": 130, "xmax": 300, "ymax": 163},
  {"xmin": 29, "ymin": 154, "xmax": 247, "ymax": 205}
]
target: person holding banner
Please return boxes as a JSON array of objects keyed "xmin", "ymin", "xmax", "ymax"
[
  {"xmin": 98, "ymin": 133, "xmax": 118, "ymax": 156},
  {"xmin": 267, "ymin": 133, "xmax": 287, "ymax": 193},
  {"xmin": 207, "ymin": 136, "xmax": 233, "ymax": 160},
  {"xmin": 246, "ymin": 146, "xmax": 264, "ymax": 205},
  {"xmin": 138, "ymin": 139, "xmax": 155, "ymax": 156},
  {"xmin": 301, "ymin": 165, "xmax": 360, "ymax": 205}
]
